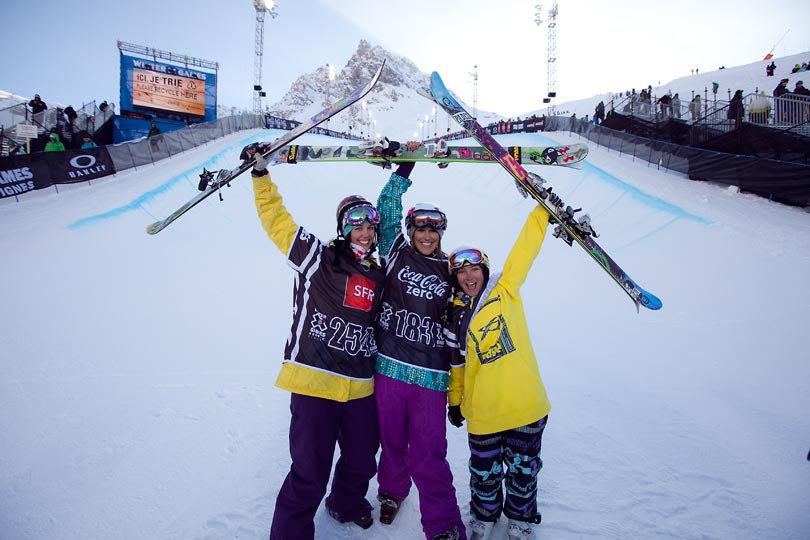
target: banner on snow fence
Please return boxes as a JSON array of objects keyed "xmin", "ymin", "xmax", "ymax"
[{"xmin": 0, "ymin": 147, "xmax": 117, "ymax": 199}]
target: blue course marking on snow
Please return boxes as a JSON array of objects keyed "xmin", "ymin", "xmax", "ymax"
[
  {"xmin": 614, "ymin": 216, "xmax": 680, "ymax": 252},
  {"xmin": 68, "ymin": 132, "xmax": 275, "ymax": 230},
  {"xmin": 516, "ymin": 133, "xmax": 712, "ymax": 225},
  {"xmin": 579, "ymin": 162, "xmax": 711, "ymax": 224}
]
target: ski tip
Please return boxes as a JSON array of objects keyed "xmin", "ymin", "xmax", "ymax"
[
  {"xmin": 145, "ymin": 222, "xmax": 162, "ymax": 235},
  {"xmin": 416, "ymin": 85, "xmax": 433, "ymax": 101},
  {"xmin": 374, "ymin": 58, "xmax": 387, "ymax": 80},
  {"xmin": 639, "ymin": 292, "xmax": 663, "ymax": 311}
]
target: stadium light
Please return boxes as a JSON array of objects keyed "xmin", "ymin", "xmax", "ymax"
[
  {"xmin": 254, "ymin": 0, "xmax": 275, "ymax": 12},
  {"xmin": 253, "ymin": 0, "xmax": 278, "ymax": 114}
]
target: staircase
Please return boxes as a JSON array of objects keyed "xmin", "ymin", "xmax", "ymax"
[{"xmin": 0, "ymin": 100, "xmax": 112, "ymax": 156}]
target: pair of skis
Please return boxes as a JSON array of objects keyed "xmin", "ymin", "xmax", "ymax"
[
  {"xmin": 146, "ymin": 61, "xmax": 661, "ymax": 310},
  {"xmin": 423, "ymin": 72, "xmax": 662, "ymax": 310},
  {"xmin": 269, "ymin": 142, "xmax": 588, "ymax": 168}
]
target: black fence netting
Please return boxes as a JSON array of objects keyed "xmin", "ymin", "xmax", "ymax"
[
  {"xmin": 0, "ymin": 146, "xmax": 116, "ymax": 198},
  {"xmin": 0, "ymin": 113, "xmax": 265, "ymax": 199},
  {"xmin": 552, "ymin": 118, "xmax": 810, "ymax": 207}
]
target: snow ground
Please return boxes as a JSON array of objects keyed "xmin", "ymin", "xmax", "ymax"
[{"xmin": 1, "ymin": 127, "xmax": 809, "ymax": 540}]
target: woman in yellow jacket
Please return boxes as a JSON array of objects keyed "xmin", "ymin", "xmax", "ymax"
[{"xmin": 444, "ymin": 202, "xmax": 553, "ymax": 540}]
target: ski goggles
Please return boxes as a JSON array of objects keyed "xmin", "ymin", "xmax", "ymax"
[
  {"xmin": 343, "ymin": 204, "xmax": 380, "ymax": 229},
  {"xmin": 410, "ymin": 209, "xmax": 447, "ymax": 231},
  {"xmin": 448, "ymin": 248, "xmax": 486, "ymax": 271}
]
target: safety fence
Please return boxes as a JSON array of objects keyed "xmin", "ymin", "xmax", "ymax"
[
  {"xmin": 1, "ymin": 113, "xmax": 265, "ymax": 200},
  {"xmin": 611, "ymin": 92, "xmax": 810, "ymax": 144},
  {"xmin": 434, "ymin": 114, "xmax": 810, "ymax": 207},
  {"xmin": 560, "ymin": 118, "xmax": 810, "ymax": 207}
]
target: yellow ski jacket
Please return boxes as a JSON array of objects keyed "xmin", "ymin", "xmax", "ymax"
[
  {"xmin": 253, "ymin": 173, "xmax": 381, "ymax": 402},
  {"xmin": 446, "ymin": 205, "xmax": 552, "ymax": 435}
]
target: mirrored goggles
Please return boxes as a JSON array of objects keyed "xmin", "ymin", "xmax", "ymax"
[
  {"xmin": 448, "ymin": 248, "xmax": 485, "ymax": 270},
  {"xmin": 344, "ymin": 204, "xmax": 380, "ymax": 227},
  {"xmin": 410, "ymin": 210, "xmax": 447, "ymax": 230}
]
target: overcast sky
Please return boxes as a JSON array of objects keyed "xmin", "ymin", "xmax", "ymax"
[{"xmin": 1, "ymin": 0, "xmax": 808, "ymax": 117}]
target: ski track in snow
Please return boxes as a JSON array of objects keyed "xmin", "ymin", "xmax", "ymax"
[{"xmin": 2, "ymin": 128, "xmax": 809, "ymax": 540}]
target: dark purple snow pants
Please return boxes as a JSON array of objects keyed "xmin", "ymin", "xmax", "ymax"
[{"xmin": 268, "ymin": 392, "xmax": 379, "ymax": 540}]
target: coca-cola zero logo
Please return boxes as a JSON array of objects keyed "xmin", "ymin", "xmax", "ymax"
[{"xmin": 397, "ymin": 265, "xmax": 448, "ymax": 300}]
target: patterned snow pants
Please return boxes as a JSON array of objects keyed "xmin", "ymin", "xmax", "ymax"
[{"xmin": 467, "ymin": 416, "xmax": 548, "ymax": 523}]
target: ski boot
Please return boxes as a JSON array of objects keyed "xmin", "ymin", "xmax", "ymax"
[
  {"xmin": 506, "ymin": 516, "xmax": 541, "ymax": 540},
  {"xmin": 431, "ymin": 525, "xmax": 461, "ymax": 540},
  {"xmin": 469, "ymin": 518, "xmax": 495, "ymax": 540},
  {"xmin": 326, "ymin": 501, "xmax": 373, "ymax": 530},
  {"xmin": 377, "ymin": 493, "xmax": 402, "ymax": 525}
]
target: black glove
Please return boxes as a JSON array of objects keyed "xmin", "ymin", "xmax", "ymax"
[
  {"xmin": 383, "ymin": 139, "xmax": 401, "ymax": 157},
  {"xmin": 448, "ymin": 405, "xmax": 465, "ymax": 428},
  {"xmin": 394, "ymin": 161, "xmax": 415, "ymax": 179}
]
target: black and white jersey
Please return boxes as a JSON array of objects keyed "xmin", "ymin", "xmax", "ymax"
[
  {"xmin": 283, "ymin": 226, "xmax": 385, "ymax": 380},
  {"xmin": 377, "ymin": 233, "xmax": 451, "ymax": 371}
]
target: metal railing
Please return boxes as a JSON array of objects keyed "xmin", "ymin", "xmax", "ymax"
[
  {"xmin": 610, "ymin": 90, "xmax": 810, "ymax": 146},
  {"xmin": 0, "ymin": 100, "xmax": 116, "ymax": 155},
  {"xmin": 611, "ymin": 93, "xmax": 729, "ymax": 124}
]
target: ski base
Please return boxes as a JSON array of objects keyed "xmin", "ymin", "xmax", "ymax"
[
  {"xmin": 271, "ymin": 142, "xmax": 588, "ymax": 167},
  {"xmin": 426, "ymin": 71, "xmax": 661, "ymax": 311}
]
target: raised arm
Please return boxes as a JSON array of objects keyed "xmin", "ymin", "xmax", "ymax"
[
  {"xmin": 252, "ymin": 170, "xmax": 299, "ymax": 255},
  {"xmin": 376, "ymin": 162, "xmax": 415, "ymax": 256},
  {"xmin": 498, "ymin": 204, "xmax": 551, "ymax": 294}
]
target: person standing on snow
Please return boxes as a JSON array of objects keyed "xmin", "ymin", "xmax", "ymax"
[
  {"xmin": 445, "ymin": 195, "xmax": 555, "ymax": 540},
  {"xmin": 252, "ymin": 152, "xmax": 386, "ymax": 540},
  {"xmin": 372, "ymin": 139, "xmax": 466, "ymax": 540}
]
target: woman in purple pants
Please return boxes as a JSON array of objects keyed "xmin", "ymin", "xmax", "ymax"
[{"xmin": 373, "ymin": 149, "xmax": 466, "ymax": 540}]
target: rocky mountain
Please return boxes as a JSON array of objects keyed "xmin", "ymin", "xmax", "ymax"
[{"xmin": 269, "ymin": 40, "xmax": 498, "ymax": 140}]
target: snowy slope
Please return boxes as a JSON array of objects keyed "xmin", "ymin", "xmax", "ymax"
[{"xmin": 1, "ymin": 127, "xmax": 809, "ymax": 540}]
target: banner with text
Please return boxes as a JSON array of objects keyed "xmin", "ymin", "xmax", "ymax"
[
  {"xmin": 120, "ymin": 53, "xmax": 217, "ymax": 122},
  {"xmin": 0, "ymin": 147, "xmax": 117, "ymax": 199}
]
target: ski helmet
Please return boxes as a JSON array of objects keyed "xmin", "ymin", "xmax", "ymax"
[
  {"xmin": 405, "ymin": 203, "xmax": 447, "ymax": 239},
  {"xmin": 335, "ymin": 195, "xmax": 380, "ymax": 237},
  {"xmin": 447, "ymin": 245, "xmax": 490, "ymax": 289}
]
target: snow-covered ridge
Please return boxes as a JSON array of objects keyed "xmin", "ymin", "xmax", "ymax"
[{"xmin": 270, "ymin": 39, "xmax": 499, "ymax": 140}]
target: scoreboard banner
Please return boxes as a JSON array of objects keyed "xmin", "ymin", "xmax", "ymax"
[{"xmin": 120, "ymin": 53, "xmax": 217, "ymax": 122}]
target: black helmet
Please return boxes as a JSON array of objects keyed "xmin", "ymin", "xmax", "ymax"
[{"xmin": 335, "ymin": 195, "xmax": 379, "ymax": 237}]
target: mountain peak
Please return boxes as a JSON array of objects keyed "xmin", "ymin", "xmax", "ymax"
[{"xmin": 269, "ymin": 40, "xmax": 434, "ymax": 138}]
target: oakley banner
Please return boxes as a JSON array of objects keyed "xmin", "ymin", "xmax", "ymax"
[{"xmin": 0, "ymin": 147, "xmax": 117, "ymax": 199}]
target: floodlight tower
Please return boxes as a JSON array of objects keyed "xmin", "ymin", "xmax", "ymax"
[
  {"xmin": 253, "ymin": 0, "xmax": 278, "ymax": 114},
  {"xmin": 470, "ymin": 65, "xmax": 479, "ymax": 120},
  {"xmin": 546, "ymin": 1, "xmax": 559, "ymax": 117},
  {"xmin": 534, "ymin": 5, "xmax": 545, "ymax": 106}
]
